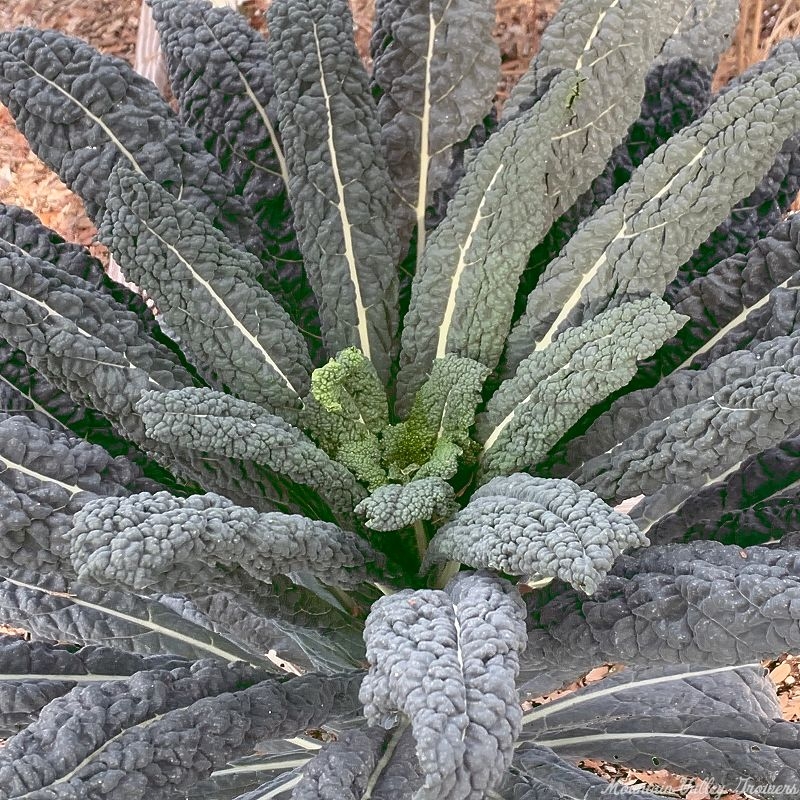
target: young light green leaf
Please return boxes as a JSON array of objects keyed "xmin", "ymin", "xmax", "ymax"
[
  {"xmin": 386, "ymin": 354, "xmax": 489, "ymax": 481},
  {"xmin": 300, "ymin": 348, "xmax": 390, "ymax": 492}
]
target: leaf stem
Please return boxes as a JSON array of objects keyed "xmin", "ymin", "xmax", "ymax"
[
  {"xmin": 413, "ymin": 520, "xmax": 428, "ymax": 562},
  {"xmin": 435, "ymin": 559, "xmax": 461, "ymax": 589}
]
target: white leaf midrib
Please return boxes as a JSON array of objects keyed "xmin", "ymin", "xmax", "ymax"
[
  {"xmin": 0, "ymin": 452, "xmax": 83, "ymax": 495},
  {"xmin": 413, "ymin": 11, "xmax": 440, "ymax": 263},
  {"xmin": 139, "ymin": 218, "xmax": 299, "ymax": 395},
  {"xmin": 677, "ymin": 278, "xmax": 800, "ymax": 370},
  {"xmin": 28, "ymin": 68, "xmax": 143, "ymax": 172},
  {"xmin": 533, "ymin": 144, "xmax": 707, "ymax": 352},
  {"xmin": 311, "ymin": 22, "xmax": 371, "ymax": 361},
  {"xmin": 0, "ymin": 574, "xmax": 261, "ymax": 666},
  {"xmin": 521, "ymin": 663, "xmax": 760, "ymax": 726},
  {"xmin": 435, "ymin": 163, "xmax": 504, "ymax": 359},
  {"xmin": 203, "ymin": 23, "xmax": 291, "ymax": 189}
]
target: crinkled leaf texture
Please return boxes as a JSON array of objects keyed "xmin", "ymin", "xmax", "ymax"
[
  {"xmin": 425, "ymin": 475, "xmax": 647, "ymax": 595},
  {"xmin": 573, "ymin": 351, "xmax": 800, "ymax": 504},
  {"xmin": 397, "ymin": 72, "xmax": 581, "ymax": 410},
  {"xmin": 0, "ymin": 571, "xmax": 274, "ymax": 666},
  {"xmin": 520, "ymin": 541, "xmax": 800, "ymax": 697},
  {"xmin": 520, "ymin": 664, "xmax": 800, "ymax": 800},
  {"xmin": 0, "ymin": 662, "xmax": 362, "ymax": 800},
  {"xmin": 500, "ymin": 743, "xmax": 662, "ymax": 799},
  {"xmin": 100, "ymin": 166, "xmax": 311, "ymax": 414},
  {"xmin": 146, "ymin": 0, "xmax": 322, "ymax": 356},
  {"xmin": 0, "ymin": 634, "xmax": 191, "ymax": 738},
  {"xmin": 0, "ymin": 412, "xmax": 151, "ymax": 575},
  {"xmin": 355, "ymin": 477, "xmax": 457, "ymax": 532},
  {"xmin": 370, "ymin": 0, "xmax": 499, "ymax": 255},
  {"xmin": 68, "ymin": 490, "xmax": 382, "ymax": 593},
  {"xmin": 291, "ymin": 723, "xmax": 423, "ymax": 799},
  {"xmin": 506, "ymin": 52, "xmax": 800, "ymax": 371},
  {"xmin": 504, "ymin": 0, "xmax": 693, "ymax": 218},
  {"xmin": 267, "ymin": 0, "xmax": 400, "ymax": 383},
  {"xmin": 136, "ymin": 387, "xmax": 366, "ymax": 520},
  {"xmin": 479, "ymin": 296, "xmax": 686, "ymax": 480},
  {"xmin": 360, "ymin": 572, "xmax": 527, "ymax": 800},
  {"xmin": 0, "ymin": 28, "xmax": 258, "ymax": 253}
]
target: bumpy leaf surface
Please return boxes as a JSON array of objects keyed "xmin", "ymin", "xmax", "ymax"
[
  {"xmin": 0, "ymin": 635, "xmax": 190, "ymax": 737},
  {"xmin": 0, "ymin": 413, "xmax": 149, "ymax": 574},
  {"xmin": 0, "ymin": 663, "xmax": 362, "ymax": 800},
  {"xmin": 506, "ymin": 56, "xmax": 800, "ymax": 372},
  {"xmin": 291, "ymin": 724, "xmax": 423, "ymax": 800},
  {"xmin": 654, "ymin": 0, "xmax": 739, "ymax": 69},
  {"xmin": 500, "ymin": 744, "xmax": 661, "ymax": 800},
  {"xmin": 397, "ymin": 73, "xmax": 578, "ymax": 407},
  {"xmin": 386, "ymin": 354, "xmax": 489, "ymax": 480},
  {"xmin": 301, "ymin": 348, "xmax": 390, "ymax": 491},
  {"xmin": 147, "ymin": 0, "xmax": 322, "ymax": 354},
  {"xmin": 101, "ymin": 167, "xmax": 311, "ymax": 413},
  {"xmin": 0, "ymin": 571, "xmax": 270, "ymax": 665},
  {"xmin": 669, "ymin": 40, "xmax": 800, "ymax": 290},
  {"xmin": 520, "ymin": 542, "xmax": 800, "ymax": 696},
  {"xmin": 136, "ymin": 387, "xmax": 365, "ymax": 518},
  {"xmin": 360, "ymin": 572, "xmax": 527, "ymax": 800},
  {"xmin": 267, "ymin": 0, "xmax": 400, "ymax": 383},
  {"xmin": 0, "ymin": 201, "xmax": 165, "ymax": 334},
  {"xmin": 0, "ymin": 28, "xmax": 257, "ymax": 251},
  {"xmin": 0, "ymin": 247, "xmax": 193, "ymax": 391},
  {"xmin": 656, "ymin": 212, "xmax": 800, "ymax": 377},
  {"xmin": 426, "ymin": 476, "xmax": 647, "ymax": 595},
  {"xmin": 479, "ymin": 297, "xmax": 685, "ymax": 480},
  {"xmin": 521, "ymin": 664, "xmax": 800, "ymax": 800},
  {"xmin": 0, "ymin": 253, "xmax": 295, "ymax": 514},
  {"xmin": 355, "ymin": 477, "xmax": 457, "ymax": 532},
  {"xmin": 0, "ymin": 255, "xmax": 157, "ymax": 447},
  {"xmin": 69, "ymin": 490, "xmax": 382, "ymax": 592},
  {"xmin": 557, "ymin": 330, "xmax": 800, "ymax": 476},
  {"xmin": 574, "ymin": 353, "xmax": 800, "ymax": 503},
  {"xmin": 504, "ymin": 0, "xmax": 692, "ymax": 219},
  {"xmin": 642, "ymin": 429, "xmax": 800, "ymax": 547},
  {"xmin": 159, "ymin": 580, "xmax": 367, "ymax": 675},
  {"xmin": 370, "ymin": 0, "xmax": 499, "ymax": 254},
  {"xmin": 517, "ymin": 55, "xmax": 714, "ymax": 317}
]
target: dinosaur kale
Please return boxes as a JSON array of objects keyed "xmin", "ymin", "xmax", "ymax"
[{"xmin": 4, "ymin": 0, "xmax": 800, "ymax": 797}]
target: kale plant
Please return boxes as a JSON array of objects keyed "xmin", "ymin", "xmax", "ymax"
[{"xmin": 1, "ymin": 0, "xmax": 800, "ymax": 796}]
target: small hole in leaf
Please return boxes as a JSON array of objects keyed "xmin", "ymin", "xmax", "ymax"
[
  {"xmin": 752, "ymin": 745, "xmax": 761, "ymax": 752},
  {"xmin": 652, "ymin": 757, "xmax": 660, "ymax": 766}
]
